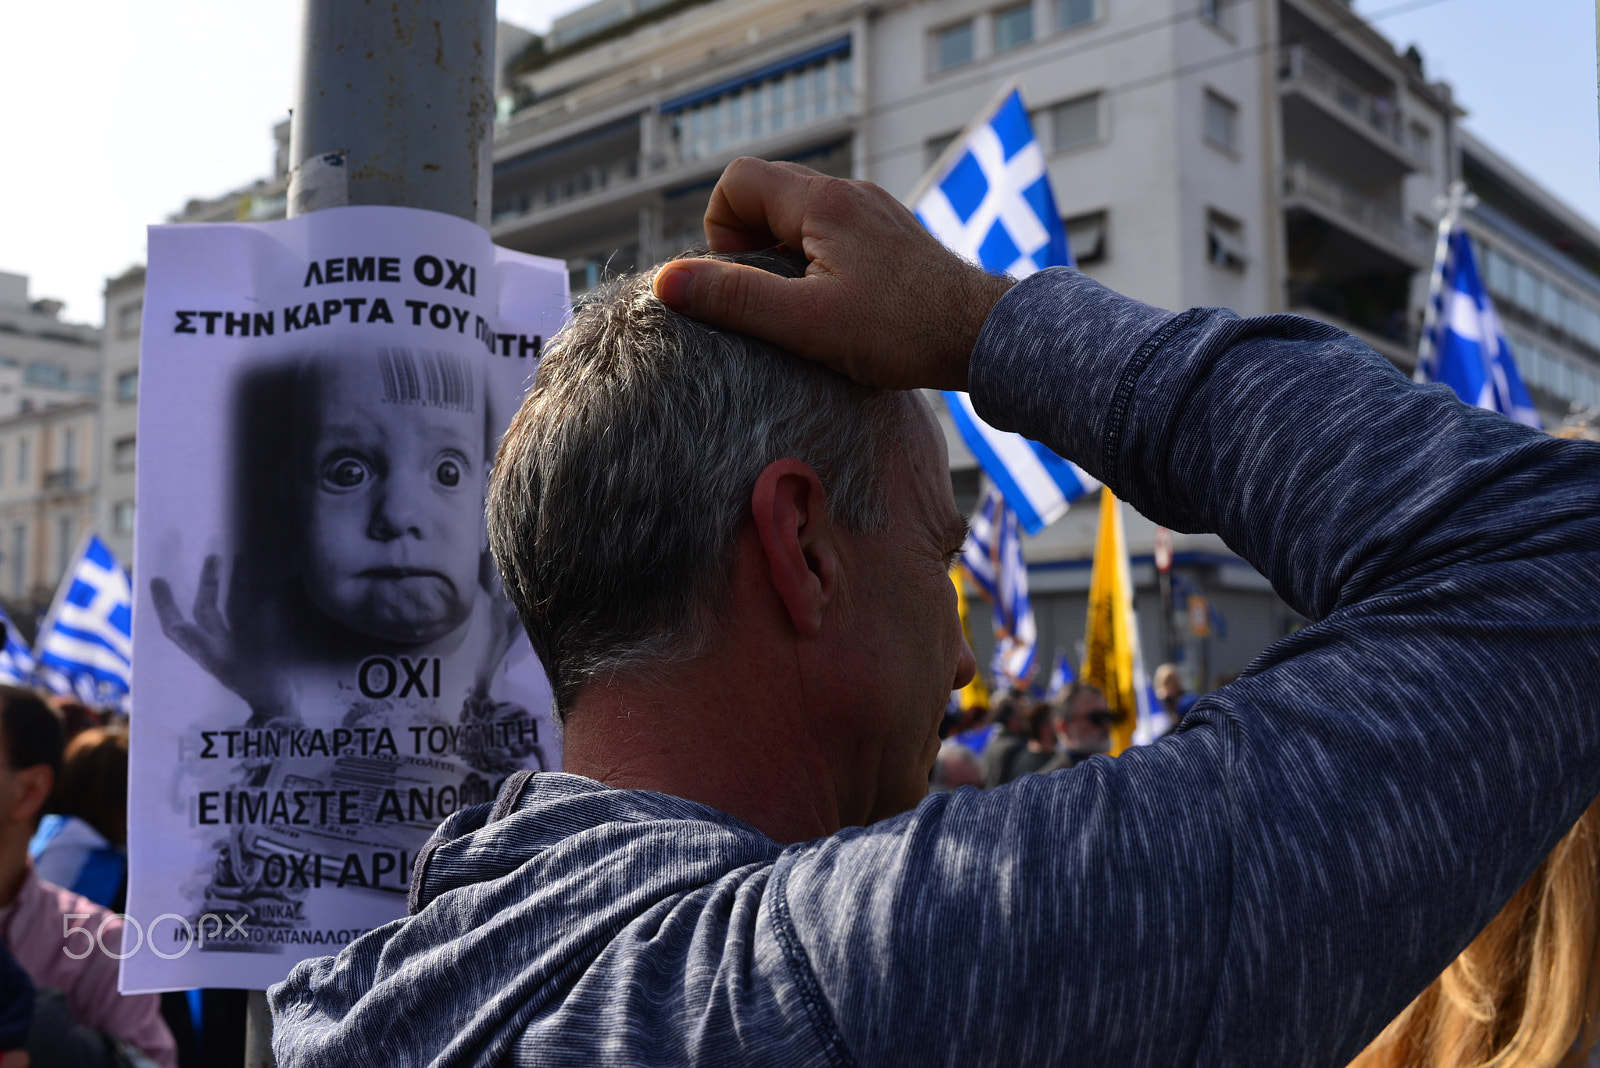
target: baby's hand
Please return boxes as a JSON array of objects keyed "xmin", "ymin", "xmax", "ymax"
[{"xmin": 150, "ymin": 555, "xmax": 294, "ymax": 720}]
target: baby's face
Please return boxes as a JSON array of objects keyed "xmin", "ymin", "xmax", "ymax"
[{"xmin": 295, "ymin": 356, "xmax": 485, "ymax": 645}]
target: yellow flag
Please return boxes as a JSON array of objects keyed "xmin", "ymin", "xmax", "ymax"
[
  {"xmin": 952, "ymin": 571, "xmax": 989, "ymax": 713},
  {"xmin": 1081, "ymin": 489, "xmax": 1151, "ymax": 756}
]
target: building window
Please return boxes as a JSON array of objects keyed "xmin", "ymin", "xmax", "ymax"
[
  {"xmin": 1049, "ymin": 93, "xmax": 1102, "ymax": 151},
  {"xmin": 113, "ymin": 500, "xmax": 136, "ymax": 536},
  {"xmin": 994, "ymin": 4, "xmax": 1035, "ymax": 52},
  {"xmin": 1056, "ymin": 0, "xmax": 1095, "ymax": 30},
  {"xmin": 116, "ymin": 302, "xmax": 142, "ymax": 339},
  {"xmin": 116, "ymin": 370, "xmax": 138, "ymax": 403},
  {"xmin": 1200, "ymin": 0, "xmax": 1232, "ymax": 29},
  {"xmin": 666, "ymin": 47, "xmax": 855, "ymax": 162},
  {"xmin": 1484, "ymin": 245, "xmax": 1514, "ymax": 301},
  {"xmin": 1513, "ymin": 261, "xmax": 1541, "ymax": 314},
  {"xmin": 114, "ymin": 436, "xmax": 137, "ymax": 472},
  {"xmin": 61, "ymin": 427, "xmax": 77, "ymax": 476},
  {"xmin": 1542, "ymin": 282, "xmax": 1567, "ymax": 329},
  {"xmin": 1206, "ymin": 209, "xmax": 1247, "ymax": 270},
  {"xmin": 1204, "ymin": 90, "xmax": 1239, "ymax": 152},
  {"xmin": 935, "ymin": 20, "xmax": 975, "ymax": 70},
  {"xmin": 55, "ymin": 517, "xmax": 75, "ymax": 585},
  {"xmin": 1065, "ymin": 210, "xmax": 1109, "ymax": 265},
  {"xmin": 10, "ymin": 525, "xmax": 24, "ymax": 597},
  {"xmin": 17, "ymin": 439, "xmax": 30, "ymax": 486},
  {"xmin": 1408, "ymin": 121, "xmax": 1433, "ymax": 173}
]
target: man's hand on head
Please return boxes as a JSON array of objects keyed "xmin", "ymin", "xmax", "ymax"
[{"xmin": 652, "ymin": 158, "xmax": 1015, "ymax": 393}]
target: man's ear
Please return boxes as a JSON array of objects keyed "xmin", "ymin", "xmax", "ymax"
[
  {"xmin": 7, "ymin": 765, "xmax": 51, "ymax": 827},
  {"xmin": 750, "ymin": 459, "xmax": 838, "ymax": 638}
]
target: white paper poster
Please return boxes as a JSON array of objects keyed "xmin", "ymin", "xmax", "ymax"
[{"xmin": 122, "ymin": 206, "xmax": 569, "ymax": 992}]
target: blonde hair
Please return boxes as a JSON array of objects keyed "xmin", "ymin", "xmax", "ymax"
[{"xmin": 1349, "ymin": 795, "xmax": 1600, "ymax": 1068}]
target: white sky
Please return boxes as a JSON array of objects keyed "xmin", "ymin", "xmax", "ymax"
[{"xmin": 1, "ymin": 0, "xmax": 1594, "ymax": 326}]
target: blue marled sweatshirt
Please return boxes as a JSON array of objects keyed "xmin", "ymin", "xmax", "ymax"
[{"xmin": 270, "ymin": 269, "xmax": 1600, "ymax": 1067}]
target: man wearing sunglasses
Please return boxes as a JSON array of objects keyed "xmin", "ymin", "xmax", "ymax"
[{"xmin": 1044, "ymin": 684, "xmax": 1114, "ymax": 771}]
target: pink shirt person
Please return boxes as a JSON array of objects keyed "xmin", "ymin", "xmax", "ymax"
[{"xmin": 1, "ymin": 865, "xmax": 175, "ymax": 1068}]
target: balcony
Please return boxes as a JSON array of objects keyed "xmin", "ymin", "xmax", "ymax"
[
  {"xmin": 1279, "ymin": 46, "xmax": 1419, "ymax": 180},
  {"xmin": 42, "ymin": 468, "xmax": 77, "ymax": 492},
  {"xmin": 491, "ymin": 42, "xmax": 858, "ymax": 251},
  {"xmin": 1281, "ymin": 161, "xmax": 1431, "ymax": 269}
]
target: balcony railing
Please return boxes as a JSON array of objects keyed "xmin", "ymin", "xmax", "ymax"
[
  {"xmin": 42, "ymin": 469, "xmax": 77, "ymax": 491},
  {"xmin": 1278, "ymin": 46, "xmax": 1417, "ymax": 159},
  {"xmin": 1281, "ymin": 161, "xmax": 1432, "ymax": 262},
  {"xmin": 491, "ymin": 50, "xmax": 857, "ymax": 230},
  {"xmin": 491, "ymin": 155, "xmax": 642, "ymax": 224}
]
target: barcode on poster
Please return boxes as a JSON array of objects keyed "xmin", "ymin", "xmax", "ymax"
[{"xmin": 377, "ymin": 348, "xmax": 473, "ymax": 411}]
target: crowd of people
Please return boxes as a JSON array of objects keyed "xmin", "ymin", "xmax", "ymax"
[
  {"xmin": 0, "ymin": 687, "xmax": 182, "ymax": 1068},
  {"xmin": 932, "ymin": 664, "xmax": 1193, "ymax": 793}
]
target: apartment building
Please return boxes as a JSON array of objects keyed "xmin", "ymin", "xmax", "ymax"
[
  {"xmin": 1458, "ymin": 130, "xmax": 1600, "ymax": 430},
  {"xmin": 96, "ymin": 266, "xmax": 145, "ymax": 567},
  {"xmin": 0, "ymin": 272, "xmax": 102, "ymax": 623}
]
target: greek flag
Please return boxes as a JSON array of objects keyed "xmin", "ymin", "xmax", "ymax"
[
  {"xmin": 35, "ymin": 535, "xmax": 133, "ymax": 707},
  {"xmin": 961, "ymin": 484, "xmax": 1037, "ymax": 687},
  {"xmin": 1420, "ymin": 227, "xmax": 1541, "ymax": 428},
  {"xmin": 1043, "ymin": 649, "xmax": 1074, "ymax": 702},
  {"xmin": 0, "ymin": 605, "xmax": 35, "ymax": 686},
  {"xmin": 912, "ymin": 87, "xmax": 1099, "ymax": 535}
]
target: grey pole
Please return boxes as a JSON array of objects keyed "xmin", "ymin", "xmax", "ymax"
[
  {"xmin": 250, "ymin": 4, "xmax": 497, "ymax": 1064},
  {"xmin": 287, "ymin": 0, "xmax": 497, "ymax": 225}
]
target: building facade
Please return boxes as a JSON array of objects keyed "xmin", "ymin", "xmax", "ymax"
[
  {"xmin": 1458, "ymin": 130, "xmax": 1600, "ymax": 430},
  {"xmin": 96, "ymin": 266, "xmax": 146, "ymax": 568},
  {"xmin": 0, "ymin": 272, "xmax": 102, "ymax": 628}
]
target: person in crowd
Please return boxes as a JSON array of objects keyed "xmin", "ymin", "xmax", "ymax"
[
  {"xmin": 0, "ymin": 940, "xmax": 31, "ymax": 1068},
  {"xmin": 45, "ymin": 698, "xmax": 100, "ymax": 747},
  {"xmin": 30, "ymin": 726, "xmax": 128, "ymax": 908},
  {"xmin": 978, "ymin": 690, "xmax": 1029, "ymax": 788},
  {"xmin": 928, "ymin": 742, "xmax": 983, "ymax": 793},
  {"xmin": 0, "ymin": 687, "xmax": 174, "ymax": 1067},
  {"xmin": 1152, "ymin": 663, "xmax": 1196, "ymax": 727},
  {"xmin": 1038, "ymin": 683, "xmax": 1114, "ymax": 773},
  {"xmin": 992, "ymin": 700, "xmax": 1057, "ymax": 785},
  {"xmin": 271, "ymin": 159, "xmax": 1600, "ymax": 1067}
]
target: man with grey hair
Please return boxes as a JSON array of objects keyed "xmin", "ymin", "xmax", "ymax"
[{"xmin": 273, "ymin": 159, "xmax": 1600, "ymax": 1068}]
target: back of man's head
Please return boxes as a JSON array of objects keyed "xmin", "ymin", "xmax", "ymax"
[
  {"xmin": 1, "ymin": 688, "xmax": 63, "ymax": 783},
  {"xmin": 0, "ymin": 687, "xmax": 64, "ymax": 835},
  {"xmin": 488, "ymin": 249, "xmax": 909, "ymax": 718}
]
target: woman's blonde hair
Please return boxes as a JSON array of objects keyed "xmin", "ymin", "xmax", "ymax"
[{"xmin": 1350, "ymin": 795, "xmax": 1600, "ymax": 1068}]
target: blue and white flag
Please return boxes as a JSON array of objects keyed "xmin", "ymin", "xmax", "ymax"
[
  {"xmin": 961, "ymin": 483, "xmax": 1001, "ymax": 603},
  {"xmin": 35, "ymin": 534, "xmax": 133, "ymax": 707},
  {"xmin": 1420, "ymin": 228, "xmax": 1541, "ymax": 428},
  {"xmin": 0, "ymin": 604, "xmax": 35, "ymax": 686},
  {"xmin": 912, "ymin": 87, "xmax": 1099, "ymax": 534},
  {"xmin": 961, "ymin": 484, "xmax": 1037, "ymax": 687},
  {"xmin": 1043, "ymin": 649, "xmax": 1075, "ymax": 702}
]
